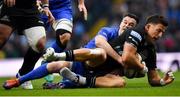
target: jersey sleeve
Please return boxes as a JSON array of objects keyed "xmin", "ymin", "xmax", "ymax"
[
  {"xmin": 125, "ymin": 30, "xmax": 143, "ymax": 48},
  {"xmin": 97, "ymin": 27, "xmax": 117, "ymax": 41}
]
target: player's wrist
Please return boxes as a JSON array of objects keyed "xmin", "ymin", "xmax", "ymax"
[
  {"xmin": 141, "ymin": 65, "xmax": 148, "ymax": 74},
  {"xmin": 42, "ymin": 4, "xmax": 49, "ymax": 8},
  {"xmin": 160, "ymin": 78, "xmax": 165, "ymax": 86}
]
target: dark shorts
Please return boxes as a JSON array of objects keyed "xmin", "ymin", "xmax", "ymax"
[{"xmin": 0, "ymin": 5, "xmax": 44, "ymax": 34}]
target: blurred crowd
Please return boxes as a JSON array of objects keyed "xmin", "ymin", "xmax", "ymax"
[{"xmin": 1, "ymin": 0, "xmax": 180, "ymax": 58}]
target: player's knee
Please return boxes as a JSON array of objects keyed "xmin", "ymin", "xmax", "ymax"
[
  {"xmin": 56, "ymin": 30, "xmax": 71, "ymax": 46},
  {"xmin": 100, "ymin": 49, "xmax": 107, "ymax": 61},
  {"xmin": 53, "ymin": 18, "xmax": 72, "ymax": 47},
  {"xmin": 36, "ymin": 36, "xmax": 46, "ymax": 52},
  {"xmin": 97, "ymin": 48, "xmax": 107, "ymax": 61},
  {"xmin": 47, "ymin": 62, "xmax": 61, "ymax": 73},
  {"xmin": 0, "ymin": 37, "xmax": 7, "ymax": 48},
  {"xmin": 55, "ymin": 29, "xmax": 71, "ymax": 49},
  {"xmin": 91, "ymin": 48, "xmax": 107, "ymax": 61},
  {"xmin": 115, "ymin": 79, "xmax": 126, "ymax": 88},
  {"xmin": 0, "ymin": 24, "xmax": 13, "ymax": 48}
]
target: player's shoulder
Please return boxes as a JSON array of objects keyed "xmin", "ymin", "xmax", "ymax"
[
  {"xmin": 127, "ymin": 26, "xmax": 145, "ymax": 41},
  {"xmin": 100, "ymin": 26, "xmax": 119, "ymax": 33}
]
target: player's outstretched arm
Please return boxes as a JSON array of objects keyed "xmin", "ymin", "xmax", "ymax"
[
  {"xmin": 95, "ymin": 35, "xmax": 122, "ymax": 65},
  {"xmin": 147, "ymin": 69, "xmax": 175, "ymax": 87}
]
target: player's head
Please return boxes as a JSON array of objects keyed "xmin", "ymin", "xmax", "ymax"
[
  {"xmin": 119, "ymin": 13, "xmax": 139, "ymax": 33},
  {"xmin": 145, "ymin": 15, "xmax": 168, "ymax": 41}
]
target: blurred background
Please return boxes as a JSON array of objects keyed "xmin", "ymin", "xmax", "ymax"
[{"xmin": 0, "ymin": 0, "xmax": 180, "ymax": 75}]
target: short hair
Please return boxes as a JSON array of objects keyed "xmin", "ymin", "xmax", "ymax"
[
  {"xmin": 123, "ymin": 13, "xmax": 139, "ymax": 24},
  {"xmin": 145, "ymin": 15, "xmax": 168, "ymax": 27}
]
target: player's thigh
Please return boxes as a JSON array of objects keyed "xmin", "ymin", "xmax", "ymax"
[
  {"xmin": 23, "ymin": 26, "xmax": 46, "ymax": 52},
  {"xmin": 0, "ymin": 23, "xmax": 13, "ymax": 40},
  {"xmin": 0, "ymin": 21, "xmax": 13, "ymax": 48}
]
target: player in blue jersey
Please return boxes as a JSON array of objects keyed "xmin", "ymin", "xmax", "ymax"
[
  {"xmin": 36, "ymin": 0, "xmax": 87, "ymax": 84},
  {"xmin": 2, "ymin": 13, "xmax": 141, "ymax": 89}
]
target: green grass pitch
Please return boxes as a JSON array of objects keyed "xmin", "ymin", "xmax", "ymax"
[{"xmin": 0, "ymin": 71, "xmax": 180, "ymax": 96}]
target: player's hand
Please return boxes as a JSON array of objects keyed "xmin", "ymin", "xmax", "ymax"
[
  {"xmin": 36, "ymin": 0, "xmax": 44, "ymax": 13},
  {"xmin": 78, "ymin": 4, "xmax": 87, "ymax": 20},
  {"xmin": 43, "ymin": 47, "xmax": 57, "ymax": 62},
  {"xmin": 163, "ymin": 71, "xmax": 175, "ymax": 85},
  {"xmin": 4, "ymin": 0, "xmax": 15, "ymax": 7},
  {"xmin": 42, "ymin": 7, "xmax": 55, "ymax": 24}
]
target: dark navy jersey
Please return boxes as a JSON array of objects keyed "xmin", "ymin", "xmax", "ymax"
[{"xmin": 109, "ymin": 26, "xmax": 157, "ymax": 70}]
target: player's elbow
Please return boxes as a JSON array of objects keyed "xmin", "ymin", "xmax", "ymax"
[
  {"xmin": 95, "ymin": 39, "xmax": 103, "ymax": 48},
  {"xmin": 95, "ymin": 35, "xmax": 106, "ymax": 48}
]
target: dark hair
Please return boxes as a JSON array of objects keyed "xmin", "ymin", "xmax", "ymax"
[
  {"xmin": 145, "ymin": 15, "xmax": 168, "ymax": 26},
  {"xmin": 123, "ymin": 13, "xmax": 139, "ymax": 24}
]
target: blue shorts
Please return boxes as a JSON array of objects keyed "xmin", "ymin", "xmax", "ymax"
[{"xmin": 41, "ymin": 8, "xmax": 72, "ymax": 29}]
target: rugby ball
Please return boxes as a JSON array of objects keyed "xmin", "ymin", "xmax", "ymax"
[
  {"xmin": 124, "ymin": 53, "xmax": 142, "ymax": 79},
  {"xmin": 124, "ymin": 69, "xmax": 136, "ymax": 79}
]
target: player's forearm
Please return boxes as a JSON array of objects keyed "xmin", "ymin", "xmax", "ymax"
[
  {"xmin": 78, "ymin": 0, "xmax": 85, "ymax": 5},
  {"xmin": 95, "ymin": 36, "xmax": 121, "ymax": 63},
  {"xmin": 122, "ymin": 52, "xmax": 144, "ymax": 70},
  {"xmin": 40, "ymin": 0, "xmax": 49, "ymax": 5}
]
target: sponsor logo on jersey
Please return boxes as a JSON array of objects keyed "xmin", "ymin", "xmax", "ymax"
[{"xmin": 130, "ymin": 30, "xmax": 142, "ymax": 41}]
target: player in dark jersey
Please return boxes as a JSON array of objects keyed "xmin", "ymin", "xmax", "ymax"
[
  {"xmin": 35, "ymin": 14, "xmax": 174, "ymax": 88},
  {"xmin": 0, "ymin": 0, "xmax": 54, "ymax": 89},
  {"xmin": 57, "ymin": 14, "xmax": 174, "ymax": 88}
]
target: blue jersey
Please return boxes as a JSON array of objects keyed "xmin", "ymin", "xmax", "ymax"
[
  {"xmin": 41, "ymin": 0, "xmax": 73, "ymax": 26},
  {"xmin": 60, "ymin": 27, "xmax": 120, "ymax": 88},
  {"xmin": 84, "ymin": 27, "xmax": 119, "ymax": 48},
  {"xmin": 49, "ymin": 0, "xmax": 71, "ymax": 10}
]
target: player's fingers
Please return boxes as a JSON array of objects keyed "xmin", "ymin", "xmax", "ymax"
[
  {"xmin": 78, "ymin": 6, "xmax": 82, "ymax": 12},
  {"xmin": 9, "ymin": 0, "xmax": 12, "ymax": 7},
  {"xmin": 83, "ymin": 9, "xmax": 87, "ymax": 20},
  {"xmin": 12, "ymin": 0, "xmax": 15, "ymax": 7},
  {"xmin": 6, "ymin": 0, "xmax": 10, "ymax": 7},
  {"xmin": 3, "ymin": 0, "xmax": 6, "ymax": 4},
  {"xmin": 167, "ymin": 71, "xmax": 175, "ymax": 79}
]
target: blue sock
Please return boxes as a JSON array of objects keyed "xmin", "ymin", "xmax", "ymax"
[
  {"xmin": 19, "ymin": 63, "xmax": 49, "ymax": 84},
  {"xmin": 51, "ymin": 41, "xmax": 64, "ymax": 53}
]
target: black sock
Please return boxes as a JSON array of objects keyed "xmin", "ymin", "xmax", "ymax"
[
  {"xmin": 86, "ymin": 76, "xmax": 96, "ymax": 88},
  {"xmin": 18, "ymin": 47, "xmax": 42, "ymax": 76},
  {"xmin": 65, "ymin": 50, "xmax": 74, "ymax": 61}
]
